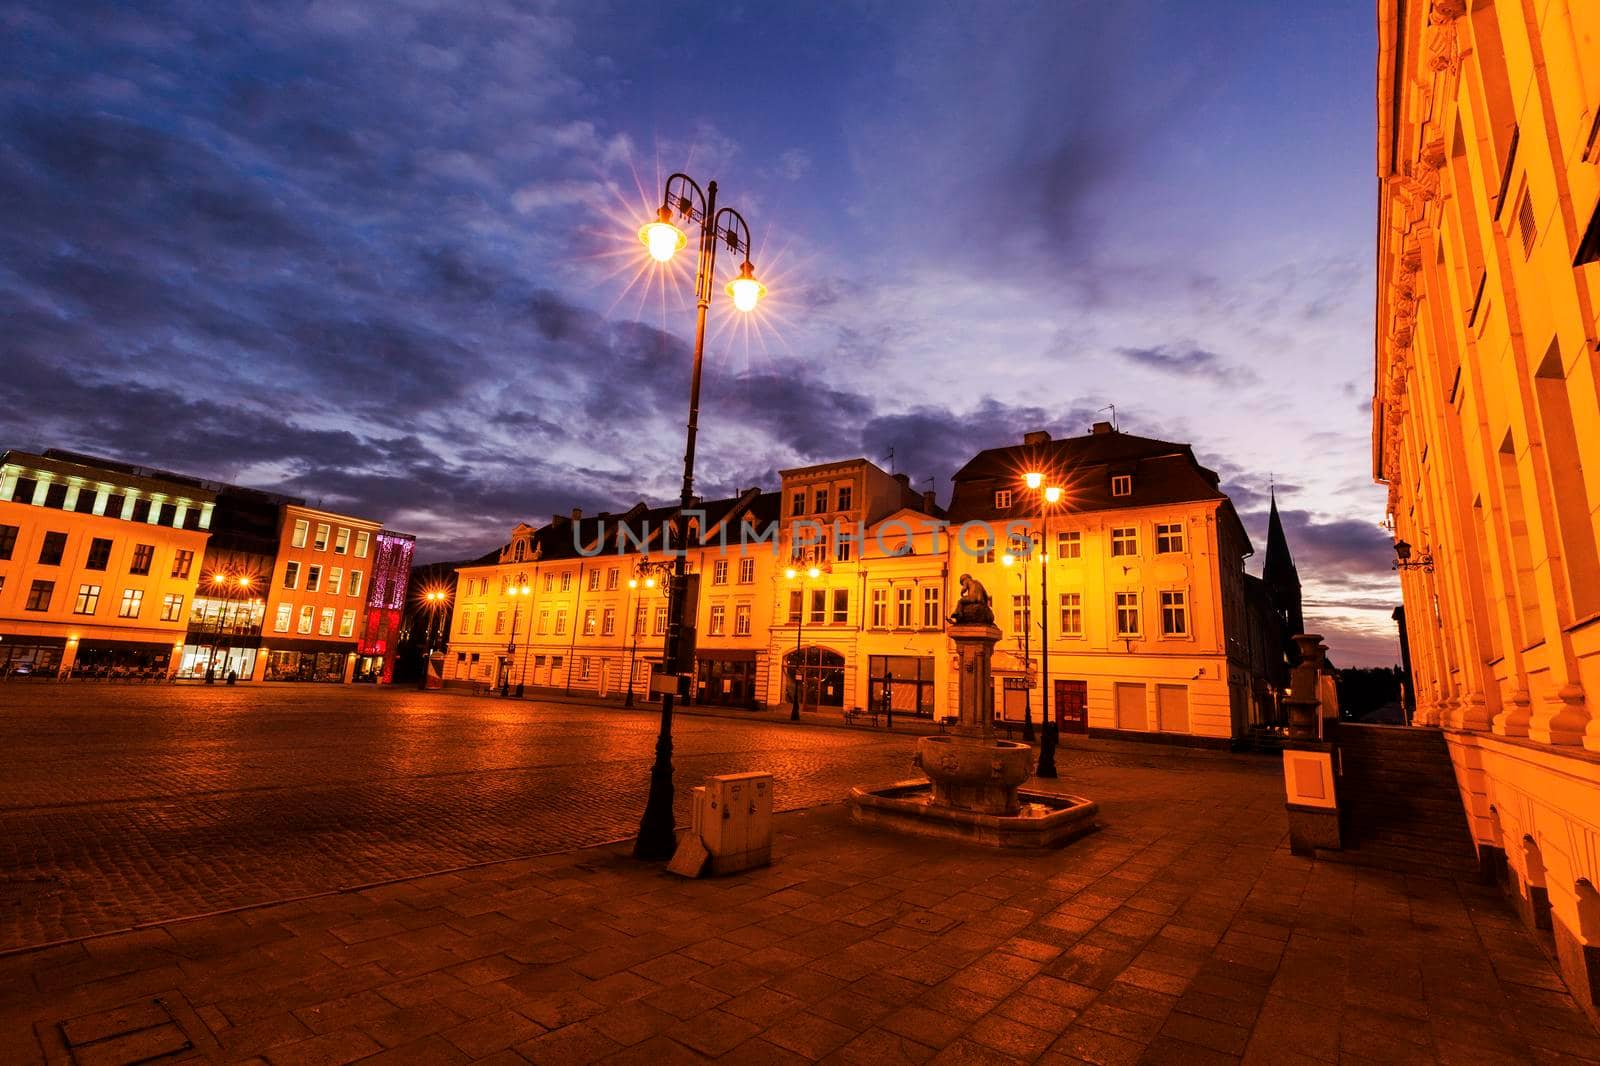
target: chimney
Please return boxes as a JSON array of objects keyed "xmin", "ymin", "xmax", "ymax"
[
  {"xmin": 922, "ymin": 489, "xmax": 937, "ymax": 512},
  {"xmin": 1091, "ymin": 421, "xmax": 1114, "ymax": 435},
  {"xmin": 571, "ymin": 507, "xmax": 583, "ymax": 521},
  {"xmin": 892, "ymin": 472, "xmax": 910, "ymax": 488},
  {"xmin": 1022, "ymin": 430, "xmax": 1052, "ymax": 446}
]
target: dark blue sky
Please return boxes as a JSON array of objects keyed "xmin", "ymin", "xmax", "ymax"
[{"xmin": 0, "ymin": 1, "xmax": 1398, "ymax": 663}]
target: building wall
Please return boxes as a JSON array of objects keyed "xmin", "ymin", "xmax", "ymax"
[
  {"xmin": 0, "ymin": 454, "xmax": 214, "ymax": 677},
  {"xmin": 1374, "ymin": 0, "xmax": 1600, "ymax": 1016},
  {"xmin": 259, "ymin": 505, "xmax": 382, "ymax": 682}
]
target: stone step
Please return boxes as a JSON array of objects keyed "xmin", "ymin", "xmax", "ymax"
[{"xmin": 1315, "ymin": 842, "xmax": 1481, "ymax": 878}]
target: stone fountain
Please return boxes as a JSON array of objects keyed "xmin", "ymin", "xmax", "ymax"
[{"xmin": 848, "ymin": 575, "xmax": 1098, "ymax": 848}]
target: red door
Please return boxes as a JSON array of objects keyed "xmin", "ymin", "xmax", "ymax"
[{"xmin": 1056, "ymin": 679, "xmax": 1088, "ymax": 734}]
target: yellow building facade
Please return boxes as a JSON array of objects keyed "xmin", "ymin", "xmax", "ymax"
[
  {"xmin": 256, "ymin": 505, "xmax": 384, "ymax": 683},
  {"xmin": 0, "ymin": 450, "xmax": 215, "ymax": 678},
  {"xmin": 447, "ymin": 434, "xmax": 1267, "ymax": 745},
  {"xmin": 1375, "ymin": 0, "xmax": 1600, "ymax": 1016}
]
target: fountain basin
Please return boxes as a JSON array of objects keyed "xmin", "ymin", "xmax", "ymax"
[
  {"xmin": 915, "ymin": 734, "xmax": 1034, "ymax": 815},
  {"xmin": 848, "ymin": 780, "xmax": 1099, "ymax": 848}
]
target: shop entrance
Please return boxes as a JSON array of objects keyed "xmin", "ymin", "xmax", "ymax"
[{"xmin": 783, "ymin": 646, "xmax": 844, "ymax": 711}]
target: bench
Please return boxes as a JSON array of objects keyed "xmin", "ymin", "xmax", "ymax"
[
  {"xmin": 843, "ymin": 706, "xmax": 881, "ymax": 727},
  {"xmin": 993, "ymin": 719, "xmax": 1024, "ymax": 739}
]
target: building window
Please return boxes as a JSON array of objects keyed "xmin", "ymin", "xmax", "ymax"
[
  {"xmin": 1161, "ymin": 590, "xmax": 1189, "ymax": 636},
  {"xmin": 713, "ymin": 559, "xmax": 728, "ymax": 585},
  {"xmin": 654, "ymin": 607, "xmax": 668, "ymax": 635},
  {"xmin": 1060, "ymin": 592, "xmax": 1083, "ymax": 636},
  {"xmin": 1057, "ymin": 531, "xmax": 1081, "ymax": 559},
  {"xmin": 0, "ymin": 523, "xmax": 17, "ymax": 560},
  {"xmin": 348, "ymin": 570, "xmax": 363, "ymax": 598},
  {"xmin": 832, "ymin": 588, "xmax": 849, "ymax": 624},
  {"xmin": 11, "ymin": 477, "xmax": 38, "ymax": 504},
  {"xmin": 579, "ymin": 656, "xmax": 592, "ymax": 680},
  {"xmin": 1517, "ymin": 189, "xmax": 1537, "ymax": 258},
  {"xmin": 327, "ymin": 567, "xmax": 342, "ymax": 595},
  {"xmin": 161, "ymin": 593, "xmax": 184, "ymax": 621},
  {"xmin": 583, "ymin": 608, "xmax": 597, "ymax": 634},
  {"xmin": 788, "ymin": 589, "xmax": 803, "ymax": 624},
  {"xmin": 313, "ymin": 523, "xmax": 330, "ymax": 551},
  {"xmin": 1008, "ymin": 532, "xmax": 1033, "ymax": 560},
  {"xmin": 896, "ymin": 586, "xmax": 913, "ymax": 628},
  {"xmin": 791, "ymin": 491, "xmax": 805, "ymax": 516},
  {"xmin": 171, "ymin": 549, "xmax": 193, "ymax": 578},
  {"xmin": 284, "ymin": 561, "xmax": 300, "ymax": 589},
  {"xmin": 334, "ymin": 527, "xmax": 350, "ymax": 554},
  {"xmin": 129, "ymin": 543, "xmax": 154, "ymax": 575},
  {"xmin": 1012, "ymin": 594, "xmax": 1029, "ymax": 634},
  {"xmin": 292, "ymin": 519, "xmax": 309, "ymax": 547},
  {"xmin": 561, "ymin": 572, "xmax": 573, "ymax": 592},
  {"xmin": 319, "ymin": 607, "xmax": 335, "ymax": 636},
  {"xmin": 26, "ymin": 579, "xmax": 53, "ymax": 611},
  {"xmin": 815, "ymin": 488, "xmax": 829, "ymax": 513},
  {"xmin": 355, "ymin": 531, "xmax": 370, "ymax": 557},
  {"xmin": 836, "ymin": 538, "xmax": 852, "ymax": 562},
  {"xmin": 588, "ymin": 569, "xmax": 601, "ymax": 591},
  {"xmin": 299, "ymin": 605, "xmax": 315, "ymax": 634},
  {"xmin": 1115, "ymin": 592, "xmax": 1141, "ymax": 637},
  {"xmin": 871, "ymin": 588, "xmax": 887, "ymax": 628},
  {"xmin": 839, "ymin": 485, "xmax": 853, "ymax": 511},
  {"xmin": 85, "ymin": 537, "xmax": 112, "ymax": 571},
  {"xmin": 994, "ymin": 490, "xmax": 1013, "ymax": 509},
  {"xmin": 473, "ymin": 609, "xmax": 484, "ymax": 634},
  {"xmin": 275, "ymin": 604, "xmax": 292, "ymax": 632},
  {"xmin": 803, "ymin": 588, "xmax": 823, "ymax": 624},
  {"xmin": 339, "ymin": 609, "xmax": 356, "ymax": 637},
  {"xmin": 43, "ymin": 482, "xmax": 67, "ymax": 509},
  {"xmin": 544, "ymin": 574, "xmax": 555, "ymax": 592},
  {"xmin": 555, "ymin": 609, "xmax": 567, "ymax": 634},
  {"xmin": 606, "ymin": 567, "xmax": 620, "ymax": 591},
  {"xmin": 738, "ymin": 557, "xmax": 755, "ymax": 583},
  {"xmin": 119, "ymin": 588, "xmax": 144, "ymax": 618},
  {"xmin": 495, "ymin": 609, "xmax": 507, "ymax": 635},
  {"xmin": 74, "ymin": 584, "xmax": 101, "ymax": 614},
  {"xmin": 537, "ymin": 610, "xmax": 550, "ymax": 635},
  {"xmin": 306, "ymin": 565, "xmax": 322, "ymax": 593},
  {"xmin": 633, "ymin": 605, "xmax": 646, "ymax": 635},
  {"xmin": 977, "ymin": 537, "xmax": 995, "ymax": 564},
  {"xmin": 131, "ymin": 499, "xmax": 152, "ymax": 523},
  {"xmin": 922, "ymin": 586, "xmax": 942, "ymax": 628},
  {"xmin": 602, "ymin": 607, "xmax": 616, "ymax": 636},
  {"xmin": 1110, "ymin": 527, "xmax": 1138, "ymax": 557},
  {"xmin": 38, "ymin": 531, "xmax": 66, "ymax": 566},
  {"xmin": 1155, "ymin": 523, "xmax": 1185, "ymax": 554},
  {"xmin": 1111, "ymin": 475, "xmax": 1132, "ymax": 497},
  {"xmin": 735, "ymin": 604, "xmax": 751, "ymax": 636},
  {"xmin": 709, "ymin": 604, "xmax": 726, "ymax": 636}
]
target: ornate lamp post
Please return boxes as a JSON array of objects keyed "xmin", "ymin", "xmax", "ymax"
[
  {"xmin": 633, "ymin": 173, "xmax": 766, "ymax": 861},
  {"xmin": 1024, "ymin": 473, "xmax": 1063, "ymax": 778},
  {"xmin": 785, "ymin": 564, "xmax": 827, "ymax": 720},
  {"xmin": 503, "ymin": 579, "xmax": 530, "ymax": 696},
  {"xmin": 1000, "ymin": 546, "xmax": 1035, "ymax": 740},
  {"xmin": 625, "ymin": 560, "xmax": 672, "ymax": 709},
  {"xmin": 203, "ymin": 573, "xmax": 252, "ymax": 682}
]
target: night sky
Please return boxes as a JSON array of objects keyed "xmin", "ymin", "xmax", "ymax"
[{"xmin": 0, "ymin": 2, "xmax": 1399, "ymax": 664}]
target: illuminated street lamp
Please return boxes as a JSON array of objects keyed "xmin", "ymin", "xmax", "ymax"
[
  {"xmin": 1000, "ymin": 546, "xmax": 1036, "ymax": 741},
  {"xmin": 632, "ymin": 173, "xmax": 764, "ymax": 862},
  {"xmin": 1024, "ymin": 475, "xmax": 1064, "ymax": 779},
  {"xmin": 624, "ymin": 560, "xmax": 672, "ymax": 709},
  {"xmin": 204, "ymin": 573, "xmax": 252, "ymax": 683},
  {"xmin": 503, "ymin": 580, "xmax": 530, "ymax": 696},
  {"xmin": 422, "ymin": 589, "xmax": 450, "ymax": 656},
  {"xmin": 785, "ymin": 564, "xmax": 826, "ymax": 721}
]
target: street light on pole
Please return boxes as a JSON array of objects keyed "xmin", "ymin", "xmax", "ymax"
[
  {"xmin": 1024, "ymin": 475, "xmax": 1063, "ymax": 778},
  {"xmin": 1000, "ymin": 547, "xmax": 1035, "ymax": 741},
  {"xmin": 785, "ymin": 565, "xmax": 825, "ymax": 721},
  {"xmin": 632, "ymin": 173, "xmax": 765, "ymax": 861},
  {"xmin": 503, "ymin": 579, "xmax": 530, "ymax": 696}
]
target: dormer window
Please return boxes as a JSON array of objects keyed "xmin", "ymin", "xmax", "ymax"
[
  {"xmin": 1111, "ymin": 475, "xmax": 1133, "ymax": 497},
  {"xmin": 994, "ymin": 490, "xmax": 1013, "ymax": 509}
]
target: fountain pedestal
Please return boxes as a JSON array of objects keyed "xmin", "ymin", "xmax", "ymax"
[{"xmin": 848, "ymin": 616, "xmax": 1097, "ymax": 848}]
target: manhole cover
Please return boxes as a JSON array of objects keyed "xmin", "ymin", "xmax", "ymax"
[{"xmin": 36, "ymin": 992, "xmax": 220, "ymax": 1065}]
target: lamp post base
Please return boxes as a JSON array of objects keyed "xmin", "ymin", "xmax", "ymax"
[
  {"xmin": 633, "ymin": 725, "xmax": 677, "ymax": 860},
  {"xmin": 1036, "ymin": 722, "xmax": 1059, "ymax": 778}
]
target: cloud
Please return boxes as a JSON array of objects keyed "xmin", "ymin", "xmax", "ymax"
[{"xmin": 1115, "ymin": 344, "xmax": 1258, "ymax": 386}]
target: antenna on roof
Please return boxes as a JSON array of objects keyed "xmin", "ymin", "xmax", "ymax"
[
  {"xmin": 887, "ymin": 446, "xmax": 896, "ymax": 474},
  {"xmin": 1097, "ymin": 404, "xmax": 1118, "ymax": 431}
]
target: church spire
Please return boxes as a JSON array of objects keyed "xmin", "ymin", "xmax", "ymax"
[{"xmin": 1262, "ymin": 488, "xmax": 1304, "ymax": 635}]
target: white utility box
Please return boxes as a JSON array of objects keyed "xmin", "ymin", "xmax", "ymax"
[{"xmin": 698, "ymin": 772, "xmax": 772, "ymax": 875}]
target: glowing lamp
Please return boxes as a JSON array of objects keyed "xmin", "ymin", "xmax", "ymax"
[
  {"xmin": 1023, "ymin": 472, "xmax": 1043, "ymax": 490},
  {"xmin": 639, "ymin": 207, "xmax": 686, "ymax": 262},
  {"xmin": 726, "ymin": 260, "xmax": 766, "ymax": 312},
  {"xmin": 239, "ymin": 576, "xmax": 252, "ymax": 588},
  {"xmin": 645, "ymin": 577, "xmax": 656, "ymax": 588},
  {"xmin": 1044, "ymin": 486, "xmax": 1062, "ymax": 504},
  {"xmin": 785, "ymin": 567, "xmax": 797, "ymax": 580},
  {"xmin": 807, "ymin": 566, "xmax": 821, "ymax": 579},
  {"xmin": 1001, "ymin": 553, "xmax": 1015, "ymax": 567},
  {"xmin": 628, "ymin": 578, "xmax": 639, "ymax": 589}
]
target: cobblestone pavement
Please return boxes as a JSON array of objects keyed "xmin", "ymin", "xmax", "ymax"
[
  {"xmin": 1, "ymin": 720, "xmax": 1594, "ymax": 1065},
  {"xmin": 0, "ymin": 684, "xmax": 1213, "ymax": 953}
]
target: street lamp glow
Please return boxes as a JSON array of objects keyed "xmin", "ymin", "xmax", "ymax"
[
  {"xmin": 1024, "ymin": 471, "xmax": 1043, "ymax": 490},
  {"xmin": 639, "ymin": 208, "xmax": 686, "ymax": 262},
  {"xmin": 645, "ymin": 577, "xmax": 656, "ymax": 589},
  {"xmin": 785, "ymin": 567, "xmax": 797, "ymax": 580},
  {"xmin": 1001, "ymin": 553, "xmax": 1015, "ymax": 567},
  {"xmin": 1044, "ymin": 485, "xmax": 1062, "ymax": 504},
  {"xmin": 628, "ymin": 578, "xmax": 639, "ymax": 590},
  {"xmin": 726, "ymin": 260, "xmax": 766, "ymax": 312},
  {"xmin": 238, "ymin": 576, "xmax": 252, "ymax": 588},
  {"xmin": 807, "ymin": 566, "xmax": 821, "ymax": 580}
]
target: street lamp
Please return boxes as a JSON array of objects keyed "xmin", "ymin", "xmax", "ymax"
[
  {"xmin": 503, "ymin": 580, "xmax": 530, "ymax": 696},
  {"xmin": 632, "ymin": 172, "xmax": 765, "ymax": 862},
  {"xmin": 785, "ymin": 565, "xmax": 826, "ymax": 721},
  {"xmin": 1024, "ymin": 475, "xmax": 1064, "ymax": 778},
  {"xmin": 1000, "ymin": 546, "xmax": 1035, "ymax": 741},
  {"xmin": 625, "ymin": 564, "xmax": 671, "ymax": 709}
]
